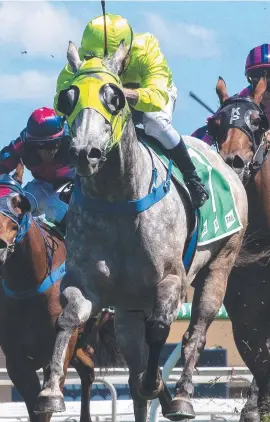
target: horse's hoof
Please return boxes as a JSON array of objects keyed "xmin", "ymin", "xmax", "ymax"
[
  {"xmin": 165, "ymin": 398, "xmax": 195, "ymax": 421},
  {"xmin": 136, "ymin": 373, "xmax": 163, "ymax": 400},
  {"xmin": 34, "ymin": 395, "xmax": 65, "ymax": 414}
]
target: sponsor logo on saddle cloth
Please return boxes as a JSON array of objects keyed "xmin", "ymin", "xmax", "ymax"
[
  {"xmin": 224, "ymin": 209, "xmax": 236, "ymax": 229},
  {"xmin": 214, "ymin": 216, "xmax": 220, "ymax": 234},
  {"xmin": 201, "ymin": 220, "xmax": 208, "ymax": 239}
]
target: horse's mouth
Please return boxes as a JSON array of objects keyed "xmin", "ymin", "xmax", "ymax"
[{"xmin": 76, "ymin": 159, "xmax": 100, "ymax": 177}]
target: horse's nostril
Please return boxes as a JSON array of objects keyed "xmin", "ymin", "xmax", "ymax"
[
  {"xmin": 0, "ymin": 239, "xmax": 8, "ymax": 249},
  {"xmin": 88, "ymin": 148, "xmax": 102, "ymax": 160},
  {"xmin": 232, "ymin": 155, "xmax": 245, "ymax": 170}
]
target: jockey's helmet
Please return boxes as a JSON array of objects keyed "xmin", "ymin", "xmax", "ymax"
[
  {"xmin": 25, "ymin": 107, "xmax": 65, "ymax": 149},
  {"xmin": 245, "ymin": 44, "xmax": 270, "ymax": 86},
  {"xmin": 80, "ymin": 13, "xmax": 133, "ymax": 59}
]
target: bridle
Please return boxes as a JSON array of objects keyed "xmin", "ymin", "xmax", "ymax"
[
  {"xmin": 0, "ymin": 175, "xmax": 32, "ymax": 254},
  {"xmin": 208, "ymin": 96, "xmax": 270, "ymax": 183}
]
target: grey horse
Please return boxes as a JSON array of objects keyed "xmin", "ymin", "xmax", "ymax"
[{"xmin": 35, "ymin": 42, "xmax": 248, "ymax": 422}]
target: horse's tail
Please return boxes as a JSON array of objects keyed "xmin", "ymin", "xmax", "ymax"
[
  {"xmin": 235, "ymin": 233, "xmax": 270, "ymax": 267},
  {"xmin": 92, "ymin": 313, "xmax": 126, "ymax": 370}
]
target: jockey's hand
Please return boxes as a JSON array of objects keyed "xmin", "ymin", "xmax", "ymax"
[{"xmin": 123, "ymin": 88, "xmax": 139, "ymax": 107}]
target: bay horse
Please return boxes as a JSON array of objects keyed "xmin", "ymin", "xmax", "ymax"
[
  {"xmin": 0, "ymin": 162, "xmax": 123, "ymax": 422},
  {"xmin": 201, "ymin": 76, "xmax": 270, "ymax": 422},
  {"xmin": 34, "ymin": 41, "xmax": 248, "ymax": 422}
]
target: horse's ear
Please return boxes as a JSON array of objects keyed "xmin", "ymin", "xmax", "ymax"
[
  {"xmin": 108, "ymin": 40, "xmax": 129, "ymax": 75},
  {"xmin": 12, "ymin": 161, "xmax": 24, "ymax": 185},
  {"xmin": 67, "ymin": 41, "xmax": 83, "ymax": 73},
  {"xmin": 216, "ymin": 76, "xmax": 229, "ymax": 104},
  {"xmin": 251, "ymin": 76, "xmax": 267, "ymax": 105}
]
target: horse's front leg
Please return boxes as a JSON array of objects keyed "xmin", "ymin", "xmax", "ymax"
[
  {"xmin": 115, "ymin": 310, "xmax": 149, "ymax": 422},
  {"xmin": 35, "ymin": 286, "xmax": 92, "ymax": 414},
  {"xmin": 71, "ymin": 347, "xmax": 95, "ymax": 422},
  {"xmin": 137, "ymin": 274, "xmax": 183, "ymax": 419},
  {"xmin": 240, "ymin": 378, "xmax": 260, "ymax": 422},
  {"xmin": 166, "ymin": 234, "xmax": 242, "ymax": 420}
]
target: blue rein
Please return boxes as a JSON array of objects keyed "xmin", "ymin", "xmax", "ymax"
[{"xmin": 0, "ymin": 176, "xmax": 66, "ymax": 299}]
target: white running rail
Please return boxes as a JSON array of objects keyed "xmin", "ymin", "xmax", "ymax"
[{"xmin": 0, "ymin": 366, "xmax": 252, "ymax": 421}]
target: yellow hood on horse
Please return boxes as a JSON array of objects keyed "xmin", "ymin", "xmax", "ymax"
[
  {"xmin": 62, "ymin": 57, "xmax": 130, "ymax": 147},
  {"xmin": 55, "ymin": 14, "xmax": 172, "ymax": 113}
]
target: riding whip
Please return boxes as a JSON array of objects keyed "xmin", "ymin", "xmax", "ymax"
[
  {"xmin": 101, "ymin": 1, "xmax": 108, "ymax": 57},
  {"xmin": 189, "ymin": 91, "xmax": 215, "ymax": 114}
]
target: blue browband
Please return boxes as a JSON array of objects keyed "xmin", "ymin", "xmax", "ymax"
[
  {"xmin": 0, "ymin": 176, "xmax": 66, "ymax": 299},
  {"xmin": 73, "ymin": 160, "xmax": 173, "ymax": 214}
]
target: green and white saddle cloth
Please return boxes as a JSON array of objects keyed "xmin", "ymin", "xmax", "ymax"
[{"xmin": 146, "ymin": 141, "xmax": 243, "ymax": 246}]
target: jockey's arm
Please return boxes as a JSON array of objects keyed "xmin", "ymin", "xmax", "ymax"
[
  {"xmin": 131, "ymin": 35, "xmax": 170, "ymax": 113},
  {"xmin": 0, "ymin": 139, "xmax": 22, "ymax": 175},
  {"xmin": 123, "ymin": 88, "xmax": 139, "ymax": 107}
]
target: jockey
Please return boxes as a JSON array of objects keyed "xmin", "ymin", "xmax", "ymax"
[
  {"xmin": 240, "ymin": 43, "xmax": 270, "ymax": 118},
  {"xmin": 193, "ymin": 44, "xmax": 270, "ymax": 144},
  {"xmin": 55, "ymin": 13, "xmax": 209, "ymax": 208},
  {"xmin": 0, "ymin": 107, "xmax": 74, "ymax": 230}
]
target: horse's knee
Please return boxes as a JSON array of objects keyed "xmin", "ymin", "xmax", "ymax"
[
  {"xmin": 145, "ymin": 320, "xmax": 170, "ymax": 345},
  {"xmin": 58, "ymin": 287, "xmax": 92, "ymax": 330}
]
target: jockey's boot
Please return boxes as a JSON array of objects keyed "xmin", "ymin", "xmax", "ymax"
[{"xmin": 169, "ymin": 138, "xmax": 209, "ymax": 208}]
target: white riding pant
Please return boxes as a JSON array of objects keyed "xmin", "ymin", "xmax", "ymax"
[
  {"xmin": 24, "ymin": 179, "xmax": 68, "ymax": 224},
  {"xmin": 142, "ymin": 82, "xmax": 180, "ymax": 150}
]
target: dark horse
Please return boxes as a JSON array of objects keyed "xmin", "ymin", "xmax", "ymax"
[
  {"xmin": 201, "ymin": 76, "xmax": 270, "ymax": 421},
  {"xmin": 0, "ymin": 162, "xmax": 123, "ymax": 422}
]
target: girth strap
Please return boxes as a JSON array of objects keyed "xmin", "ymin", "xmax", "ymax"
[{"xmin": 2, "ymin": 261, "xmax": 66, "ymax": 299}]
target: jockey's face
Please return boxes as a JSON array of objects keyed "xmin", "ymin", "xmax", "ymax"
[
  {"xmin": 248, "ymin": 68, "xmax": 270, "ymax": 92},
  {"xmin": 37, "ymin": 148, "xmax": 59, "ymax": 163}
]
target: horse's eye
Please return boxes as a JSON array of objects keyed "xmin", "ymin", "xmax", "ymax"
[
  {"xmin": 7, "ymin": 194, "xmax": 30, "ymax": 216},
  {"xmin": 250, "ymin": 113, "xmax": 261, "ymax": 128},
  {"xmin": 100, "ymin": 84, "xmax": 126, "ymax": 115},
  {"xmin": 57, "ymin": 86, "xmax": 79, "ymax": 116}
]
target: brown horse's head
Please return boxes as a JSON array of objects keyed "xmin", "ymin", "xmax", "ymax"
[
  {"xmin": 0, "ymin": 162, "xmax": 31, "ymax": 265},
  {"xmin": 208, "ymin": 76, "xmax": 269, "ymax": 185}
]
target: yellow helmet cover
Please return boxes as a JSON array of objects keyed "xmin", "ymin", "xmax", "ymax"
[{"xmin": 80, "ymin": 13, "xmax": 133, "ymax": 58}]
